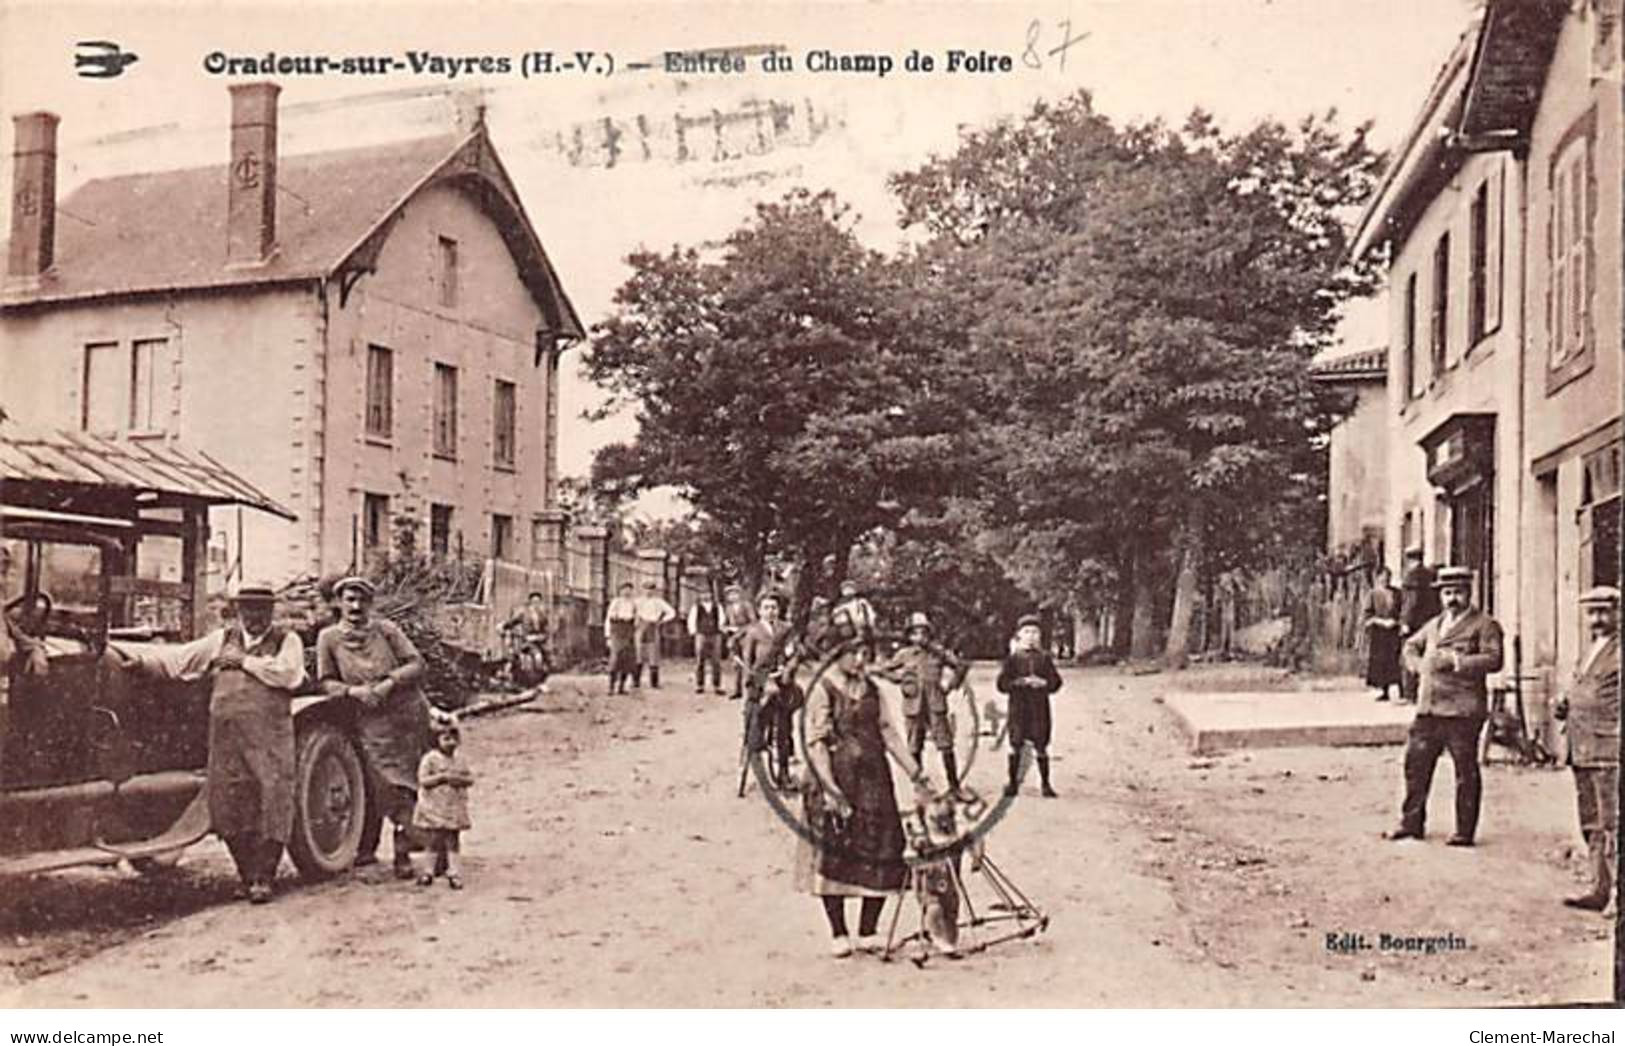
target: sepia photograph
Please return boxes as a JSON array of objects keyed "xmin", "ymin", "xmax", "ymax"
[{"xmin": 0, "ymin": 0, "xmax": 1620, "ymax": 1022}]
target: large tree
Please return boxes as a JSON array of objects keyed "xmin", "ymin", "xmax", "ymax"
[
  {"xmin": 584, "ymin": 190, "xmax": 972, "ymax": 617},
  {"xmin": 892, "ymin": 94, "xmax": 1384, "ymax": 661}
]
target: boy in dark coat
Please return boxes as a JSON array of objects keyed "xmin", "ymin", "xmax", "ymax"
[{"xmin": 996, "ymin": 614, "xmax": 1063, "ymax": 798}]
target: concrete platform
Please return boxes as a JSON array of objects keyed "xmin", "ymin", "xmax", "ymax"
[{"xmin": 1161, "ymin": 688, "xmax": 1415, "ymax": 755}]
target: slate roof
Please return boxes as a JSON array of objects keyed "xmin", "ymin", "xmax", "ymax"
[
  {"xmin": 1352, "ymin": 0, "xmax": 1571, "ymax": 260},
  {"xmin": 0, "ymin": 129, "xmax": 586, "ymax": 340},
  {"xmin": 0, "ymin": 423, "xmax": 295, "ymax": 519},
  {"xmin": 1457, "ymin": 0, "xmax": 1569, "ymax": 142}
]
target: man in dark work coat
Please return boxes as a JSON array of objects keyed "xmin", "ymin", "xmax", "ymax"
[
  {"xmin": 1398, "ymin": 546, "xmax": 1440, "ymax": 704},
  {"xmin": 1386, "ymin": 566, "xmax": 1503, "ymax": 847}
]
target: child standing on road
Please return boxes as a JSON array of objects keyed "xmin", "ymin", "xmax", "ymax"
[
  {"xmin": 996, "ymin": 614, "xmax": 1063, "ymax": 798},
  {"xmin": 415, "ymin": 716, "xmax": 475, "ymax": 889}
]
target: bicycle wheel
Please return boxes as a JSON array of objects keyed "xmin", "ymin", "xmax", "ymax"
[{"xmin": 757, "ymin": 699, "xmax": 785, "ymax": 793}]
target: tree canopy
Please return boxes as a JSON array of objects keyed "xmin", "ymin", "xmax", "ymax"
[
  {"xmin": 582, "ymin": 190, "xmax": 974, "ymax": 614},
  {"xmin": 586, "ymin": 91, "xmax": 1383, "ymax": 655}
]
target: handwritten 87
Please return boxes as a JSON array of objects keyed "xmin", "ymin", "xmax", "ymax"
[{"xmin": 1023, "ymin": 19, "xmax": 1090, "ymax": 71}]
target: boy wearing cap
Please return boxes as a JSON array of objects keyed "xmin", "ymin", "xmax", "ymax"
[
  {"xmin": 111, "ymin": 582, "xmax": 306, "ymax": 903},
  {"xmin": 1388, "ymin": 566, "xmax": 1504, "ymax": 846},
  {"xmin": 876, "ymin": 612, "xmax": 970, "ymax": 799},
  {"xmin": 996, "ymin": 614, "xmax": 1063, "ymax": 798},
  {"xmin": 1554, "ymin": 586, "xmax": 1620, "ymax": 911}
]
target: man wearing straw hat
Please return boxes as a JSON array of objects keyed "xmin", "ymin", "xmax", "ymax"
[
  {"xmin": 1387, "ymin": 565, "xmax": 1503, "ymax": 847},
  {"xmin": 1554, "ymin": 585, "xmax": 1620, "ymax": 911},
  {"xmin": 111, "ymin": 581, "xmax": 305, "ymax": 903}
]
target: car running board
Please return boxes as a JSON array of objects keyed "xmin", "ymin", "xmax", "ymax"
[
  {"xmin": 0, "ymin": 846, "xmax": 123, "ymax": 878},
  {"xmin": 93, "ymin": 785, "xmax": 211, "ymax": 860}
]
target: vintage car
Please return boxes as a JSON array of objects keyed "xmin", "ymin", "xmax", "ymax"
[{"xmin": 0, "ymin": 427, "xmax": 369, "ymax": 880}]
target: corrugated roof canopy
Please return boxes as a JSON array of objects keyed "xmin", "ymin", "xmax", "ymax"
[
  {"xmin": 1310, "ymin": 346, "xmax": 1387, "ymax": 382},
  {"xmin": 0, "ymin": 424, "xmax": 295, "ymax": 520}
]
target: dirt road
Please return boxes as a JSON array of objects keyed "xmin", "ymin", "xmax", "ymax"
[{"xmin": 0, "ymin": 665, "xmax": 1610, "ymax": 1006}]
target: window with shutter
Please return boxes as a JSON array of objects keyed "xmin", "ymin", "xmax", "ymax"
[
  {"xmin": 493, "ymin": 379, "xmax": 517, "ymax": 469},
  {"xmin": 81, "ymin": 342, "xmax": 122, "ymax": 433},
  {"xmin": 1547, "ymin": 108, "xmax": 1597, "ymax": 392},
  {"xmin": 130, "ymin": 337, "xmax": 174, "ymax": 433},
  {"xmin": 434, "ymin": 362, "xmax": 458, "ymax": 459},
  {"xmin": 1484, "ymin": 160, "xmax": 1503, "ymax": 336},
  {"xmin": 1429, "ymin": 234, "xmax": 1449, "ymax": 377},
  {"xmin": 366, "ymin": 344, "xmax": 394, "ymax": 438},
  {"xmin": 1403, "ymin": 273, "xmax": 1419, "ymax": 401}
]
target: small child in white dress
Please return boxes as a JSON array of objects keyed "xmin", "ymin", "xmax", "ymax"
[{"xmin": 414, "ymin": 715, "xmax": 474, "ymax": 889}]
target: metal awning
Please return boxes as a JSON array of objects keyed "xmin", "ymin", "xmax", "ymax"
[{"xmin": 0, "ymin": 423, "xmax": 295, "ymax": 520}]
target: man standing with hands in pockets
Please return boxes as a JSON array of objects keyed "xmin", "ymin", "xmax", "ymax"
[{"xmin": 1386, "ymin": 566, "xmax": 1503, "ymax": 847}]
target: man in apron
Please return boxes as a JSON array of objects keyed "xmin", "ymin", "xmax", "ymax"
[
  {"xmin": 112, "ymin": 582, "xmax": 305, "ymax": 903},
  {"xmin": 634, "ymin": 581, "xmax": 678, "ymax": 689},
  {"xmin": 604, "ymin": 582, "xmax": 639, "ymax": 694}
]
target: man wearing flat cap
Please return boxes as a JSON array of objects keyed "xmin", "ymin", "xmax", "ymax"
[
  {"xmin": 112, "ymin": 582, "xmax": 305, "ymax": 903},
  {"xmin": 1554, "ymin": 585, "xmax": 1620, "ymax": 911},
  {"xmin": 1388, "ymin": 566, "xmax": 1503, "ymax": 846}
]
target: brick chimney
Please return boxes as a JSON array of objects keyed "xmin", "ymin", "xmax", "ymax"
[
  {"xmin": 226, "ymin": 82, "xmax": 279, "ymax": 266},
  {"xmin": 8, "ymin": 112, "xmax": 59, "ymax": 282}
]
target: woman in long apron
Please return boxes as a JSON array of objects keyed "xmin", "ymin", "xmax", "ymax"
[
  {"xmin": 1363, "ymin": 569, "xmax": 1404, "ymax": 702},
  {"xmin": 316, "ymin": 576, "xmax": 431, "ymax": 879},
  {"xmin": 797, "ymin": 642, "xmax": 930, "ymax": 957}
]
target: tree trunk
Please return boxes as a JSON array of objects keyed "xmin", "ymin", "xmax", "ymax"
[
  {"xmin": 742, "ymin": 540, "xmax": 767, "ymax": 601},
  {"xmin": 1164, "ymin": 504, "xmax": 1206, "ymax": 670},
  {"xmin": 1129, "ymin": 545, "xmax": 1160, "ymax": 660},
  {"xmin": 1111, "ymin": 548, "xmax": 1136, "ymax": 657}
]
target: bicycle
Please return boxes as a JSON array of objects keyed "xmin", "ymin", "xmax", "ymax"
[{"xmin": 737, "ymin": 673, "xmax": 798, "ymax": 798}]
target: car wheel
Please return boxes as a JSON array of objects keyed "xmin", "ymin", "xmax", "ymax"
[{"xmin": 288, "ymin": 721, "xmax": 366, "ymax": 881}]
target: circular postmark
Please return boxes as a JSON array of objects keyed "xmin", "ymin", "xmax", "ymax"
[{"xmin": 741, "ymin": 624, "xmax": 1024, "ymax": 870}]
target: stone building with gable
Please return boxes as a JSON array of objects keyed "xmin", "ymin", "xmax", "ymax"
[{"xmin": 1, "ymin": 82, "xmax": 584, "ymax": 587}]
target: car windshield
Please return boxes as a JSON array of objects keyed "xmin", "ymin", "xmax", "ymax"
[{"xmin": 2, "ymin": 536, "xmax": 103, "ymax": 636}]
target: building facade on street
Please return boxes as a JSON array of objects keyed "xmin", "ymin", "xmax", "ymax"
[
  {"xmin": 2, "ymin": 82, "xmax": 584, "ymax": 587},
  {"xmin": 1311, "ymin": 345, "xmax": 1390, "ymax": 560},
  {"xmin": 1352, "ymin": 0, "xmax": 1622, "ymax": 707}
]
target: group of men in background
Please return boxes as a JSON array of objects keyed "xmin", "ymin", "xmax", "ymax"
[{"xmin": 602, "ymin": 580, "xmax": 678, "ymax": 694}]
